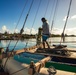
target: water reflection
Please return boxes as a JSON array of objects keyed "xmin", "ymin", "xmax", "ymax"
[
  {"xmin": 49, "ymin": 37, "xmax": 76, "ymax": 48},
  {"xmin": 0, "ymin": 37, "xmax": 76, "ymax": 51},
  {"xmin": 0, "ymin": 39, "xmax": 36, "ymax": 51},
  {"xmin": 49, "ymin": 37, "xmax": 76, "ymax": 43}
]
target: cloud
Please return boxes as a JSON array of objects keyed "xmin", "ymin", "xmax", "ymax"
[
  {"xmin": 24, "ymin": 27, "xmax": 38, "ymax": 34},
  {"xmin": 1, "ymin": 25, "xmax": 37, "ymax": 34},
  {"xmin": 63, "ymin": 15, "xmax": 76, "ymax": 21},
  {"xmin": 1, "ymin": 25, "xmax": 18, "ymax": 33},
  {"xmin": 1, "ymin": 25, "xmax": 76, "ymax": 35},
  {"xmin": 24, "ymin": 28, "xmax": 30, "ymax": 34},
  {"xmin": 65, "ymin": 28, "xmax": 76, "ymax": 35},
  {"xmin": 63, "ymin": 16, "xmax": 67, "ymax": 21},
  {"xmin": 2, "ymin": 25, "xmax": 9, "ymax": 32},
  {"xmin": 51, "ymin": 28, "xmax": 62, "ymax": 35},
  {"xmin": 2, "ymin": 25, "xmax": 7, "ymax": 31},
  {"xmin": 71, "ymin": 15, "xmax": 76, "ymax": 20},
  {"xmin": 14, "ymin": 29, "xmax": 19, "ymax": 33},
  {"xmin": 30, "ymin": 28, "xmax": 38, "ymax": 34},
  {"xmin": 51, "ymin": 27, "xmax": 76, "ymax": 35},
  {"xmin": 63, "ymin": 16, "xmax": 70, "ymax": 21}
]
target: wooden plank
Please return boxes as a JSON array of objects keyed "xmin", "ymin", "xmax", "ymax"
[
  {"xmin": 35, "ymin": 56, "xmax": 51, "ymax": 72},
  {"xmin": 34, "ymin": 52, "xmax": 76, "ymax": 59},
  {"xmin": 49, "ymin": 48, "xmax": 76, "ymax": 52}
]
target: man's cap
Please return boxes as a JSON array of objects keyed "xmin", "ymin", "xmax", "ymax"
[{"xmin": 41, "ymin": 17, "xmax": 47, "ymax": 21}]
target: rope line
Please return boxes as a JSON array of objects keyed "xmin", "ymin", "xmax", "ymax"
[
  {"xmin": 3, "ymin": 40, "xmax": 19, "ymax": 69},
  {"xmin": 49, "ymin": 0, "xmax": 55, "ymax": 24},
  {"xmin": 24, "ymin": 0, "xmax": 41, "ymax": 48},
  {"xmin": 49, "ymin": 0, "xmax": 59, "ymax": 45},
  {"xmin": 63, "ymin": 0, "xmax": 72, "ymax": 34},
  {"xmin": 3, "ymin": 0, "xmax": 34, "ymax": 69},
  {"xmin": 50, "ymin": 0, "xmax": 58, "ymax": 33},
  {"xmin": 5, "ymin": 0, "xmax": 28, "ymax": 53},
  {"xmin": 14, "ymin": 0, "xmax": 28, "ymax": 33},
  {"xmin": 10, "ymin": 67, "xmax": 26, "ymax": 75},
  {"xmin": 60, "ymin": 0, "xmax": 72, "ymax": 44},
  {"xmin": 44, "ymin": 0, "xmax": 50, "ymax": 17},
  {"xmin": 30, "ymin": 0, "xmax": 41, "ymax": 34},
  {"xmin": 20, "ymin": 0, "xmax": 34, "ymax": 34}
]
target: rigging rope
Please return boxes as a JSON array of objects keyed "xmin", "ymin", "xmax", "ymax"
[
  {"xmin": 37, "ymin": 0, "xmax": 50, "ymax": 44},
  {"xmin": 10, "ymin": 56, "xmax": 40, "ymax": 75},
  {"xmin": 44, "ymin": 0, "xmax": 50, "ymax": 17},
  {"xmin": 5, "ymin": 0, "xmax": 28, "ymax": 53},
  {"xmin": 3, "ymin": 0, "xmax": 34, "ymax": 69},
  {"xmin": 20, "ymin": 0, "xmax": 34, "ymax": 34},
  {"xmin": 24, "ymin": 0, "xmax": 41, "ymax": 48},
  {"xmin": 14, "ymin": 0, "xmax": 28, "ymax": 33},
  {"xmin": 30, "ymin": 0, "xmax": 41, "ymax": 34},
  {"xmin": 60, "ymin": 0, "xmax": 72, "ymax": 44},
  {"xmin": 49, "ymin": 0, "xmax": 55, "ymax": 24},
  {"xmin": 50, "ymin": 0, "xmax": 58, "ymax": 33},
  {"xmin": 10, "ymin": 67, "xmax": 26, "ymax": 75},
  {"xmin": 49, "ymin": 0, "xmax": 59, "ymax": 45}
]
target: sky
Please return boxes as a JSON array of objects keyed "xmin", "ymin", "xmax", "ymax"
[{"xmin": 0, "ymin": 0, "xmax": 76, "ymax": 35}]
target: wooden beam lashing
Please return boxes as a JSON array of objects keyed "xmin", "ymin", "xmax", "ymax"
[{"xmin": 35, "ymin": 56, "xmax": 51, "ymax": 72}]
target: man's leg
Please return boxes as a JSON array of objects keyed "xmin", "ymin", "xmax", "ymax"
[
  {"xmin": 43, "ymin": 41, "xmax": 45, "ymax": 49},
  {"xmin": 46, "ymin": 41, "xmax": 50, "ymax": 48}
]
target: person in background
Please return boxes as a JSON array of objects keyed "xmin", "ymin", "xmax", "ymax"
[{"xmin": 41, "ymin": 17, "xmax": 50, "ymax": 49}]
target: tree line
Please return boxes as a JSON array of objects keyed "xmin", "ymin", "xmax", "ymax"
[{"xmin": 0, "ymin": 31, "xmax": 76, "ymax": 40}]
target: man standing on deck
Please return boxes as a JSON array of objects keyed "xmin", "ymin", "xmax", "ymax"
[{"xmin": 41, "ymin": 17, "xmax": 50, "ymax": 49}]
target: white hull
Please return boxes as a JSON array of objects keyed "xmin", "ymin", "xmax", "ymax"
[
  {"xmin": 2, "ymin": 58, "xmax": 29, "ymax": 75},
  {"xmin": 2, "ymin": 58, "xmax": 76, "ymax": 75}
]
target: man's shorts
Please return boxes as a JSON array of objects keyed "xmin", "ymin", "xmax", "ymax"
[{"xmin": 42, "ymin": 35, "xmax": 49, "ymax": 41}]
